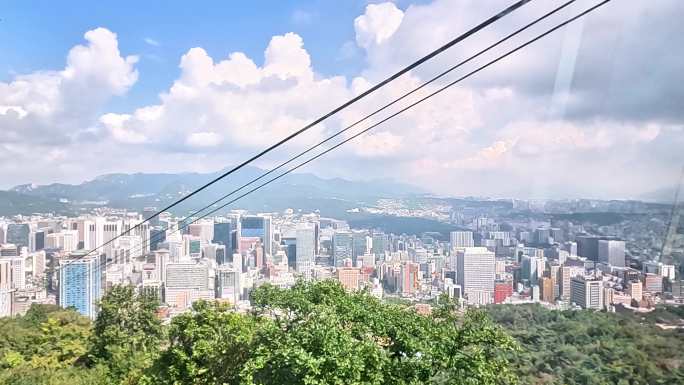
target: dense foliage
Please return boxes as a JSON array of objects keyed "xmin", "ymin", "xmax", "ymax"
[
  {"xmin": 487, "ymin": 304, "xmax": 684, "ymax": 385},
  {"xmin": 146, "ymin": 281, "xmax": 517, "ymax": 384},
  {"xmin": 1, "ymin": 283, "xmax": 683, "ymax": 385}
]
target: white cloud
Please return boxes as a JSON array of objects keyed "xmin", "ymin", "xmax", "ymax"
[
  {"xmin": 0, "ymin": 0, "xmax": 682, "ymax": 200},
  {"xmin": 354, "ymin": 2, "xmax": 404, "ymax": 49},
  {"xmin": 0, "ymin": 27, "xmax": 138, "ymax": 147},
  {"xmin": 144, "ymin": 37, "xmax": 160, "ymax": 47}
]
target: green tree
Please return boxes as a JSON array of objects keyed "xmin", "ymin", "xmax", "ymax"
[
  {"xmin": 88, "ymin": 285, "xmax": 164, "ymax": 383},
  {"xmin": 148, "ymin": 280, "xmax": 518, "ymax": 385}
]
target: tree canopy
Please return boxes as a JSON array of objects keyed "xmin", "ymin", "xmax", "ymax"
[{"xmin": 1, "ymin": 282, "xmax": 683, "ymax": 385}]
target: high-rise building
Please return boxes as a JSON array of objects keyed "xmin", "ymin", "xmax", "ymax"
[
  {"xmin": 535, "ymin": 228, "xmax": 551, "ymax": 245},
  {"xmin": 570, "ymin": 276, "xmax": 603, "ymax": 310},
  {"xmin": 296, "ymin": 224, "xmax": 315, "ymax": 279},
  {"xmin": 216, "ymin": 266, "xmax": 241, "ymax": 304},
  {"xmin": 400, "ymin": 262, "xmax": 420, "ymax": 295},
  {"xmin": 457, "ymin": 247, "xmax": 495, "ymax": 306},
  {"xmin": 371, "ymin": 232, "xmax": 388, "ymax": 260},
  {"xmin": 550, "ymin": 228, "xmax": 564, "ymax": 243},
  {"xmin": 450, "ymin": 231, "xmax": 474, "ymax": 249},
  {"xmin": 540, "ymin": 276, "xmax": 555, "ymax": 303},
  {"xmin": 281, "ymin": 237, "xmax": 297, "ymax": 269},
  {"xmin": 240, "ymin": 215, "xmax": 272, "ymax": 256},
  {"xmin": 627, "ymin": 280, "xmax": 642, "ymax": 302},
  {"xmin": 188, "ymin": 220, "xmax": 214, "ymax": 244},
  {"xmin": 598, "ymin": 240, "xmax": 625, "ymax": 267},
  {"xmin": 0, "ymin": 259, "xmax": 11, "ymax": 289},
  {"xmin": 58, "ymin": 254, "xmax": 104, "ymax": 319},
  {"xmin": 336, "ymin": 267, "xmax": 360, "ymax": 291},
  {"xmin": 164, "ymin": 262, "xmax": 213, "ymax": 309},
  {"xmin": 521, "ymin": 255, "xmax": 539, "ymax": 285},
  {"xmin": 351, "ymin": 231, "xmax": 368, "ymax": 265},
  {"xmin": 144, "ymin": 207, "xmax": 160, "ymax": 227},
  {"xmin": 212, "ymin": 221, "xmax": 233, "ymax": 253},
  {"xmin": 332, "ymin": 231, "xmax": 353, "ymax": 267},
  {"xmin": 643, "ymin": 274, "xmax": 663, "ymax": 294},
  {"xmin": 560, "ymin": 264, "xmax": 585, "ymax": 299}
]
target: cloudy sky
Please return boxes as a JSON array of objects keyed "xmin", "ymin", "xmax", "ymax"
[{"xmin": 1, "ymin": 0, "xmax": 682, "ymax": 200}]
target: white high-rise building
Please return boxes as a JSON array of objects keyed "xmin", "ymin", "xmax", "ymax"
[
  {"xmin": 450, "ymin": 231, "xmax": 475, "ymax": 249},
  {"xmin": 164, "ymin": 262, "xmax": 213, "ymax": 309},
  {"xmin": 570, "ymin": 276, "xmax": 604, "ymax": 310},
  {"xmin": 216, "ymin": 266, "xmax": 241, "ymax": 304},
  {"xmin": 598, "ymin": 240, "xmax": 625, "ymax": 267},
  {"xmin": 296, "ymin": 223, "xmax": 315, "ymax": 279},
  {"xmin": 457, "ymin": 247, "xmax": 495, "ymax": 306}
]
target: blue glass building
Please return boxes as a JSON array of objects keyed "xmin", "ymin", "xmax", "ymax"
[{"xmin": 58, "ymin": 254, "xmax": 103, "ymax": 319}]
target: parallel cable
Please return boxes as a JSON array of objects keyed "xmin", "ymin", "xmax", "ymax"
[
  {"xmin": 124, "ymin": 0, "xmax": 612, "ymax": 266},
  {"xmin": 65, "ymin": 0, "xmax": 532, "ymax": 266},
  {"xmin": 56, "ymin": 0, "xmax": 613, "ymax": 290},
  {"xmin": 126, "ymin": 0, "xmax": 578, "ymax": 260}
]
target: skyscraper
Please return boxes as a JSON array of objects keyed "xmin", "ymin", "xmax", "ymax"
[
  {"xmin": 332, "ymin": 231, "xmax": 353, "ymax": 267},
  {"xmin": 58, "ymin": 254, "xmax": 104, "ymax": 319},
  {"xmin": 450, "ymin": 231, "xmax": 474, "ymax": 249},
  {"xmin": 457, "ymin": 247, "xmax": 495, "ymax": 305},
  {"xmin": 216, "ymin": 266, "xmax": 241, "ymax": 304},
  {"xmin": 296, "ymin": 223, "xmax": 315, "ymax": 279},
  {"xmin": 240, "ymin": 215, "xmax": 272, "ymax": 256},
  {"xmin": 598, "ymin": 240, "xmax": 625, "ymax": 267},
  {"xmin": 570, "ymin": 276, "xmax": 603, "ymax": 310},
  {"xmin": 371, "ymin": 232, "xmax": 388, "ymax": 260},
  {"xmin": 212, "ymin": 221, "xmax": 233, "ymax": 252},
  {"xmin": 351, "ymin": 231, "xmax": 368, "ymax": 265}
]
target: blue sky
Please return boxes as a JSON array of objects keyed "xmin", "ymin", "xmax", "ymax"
[{"xmin": 1, "ymin": 0, "xmax": 400, "ymax": 111}]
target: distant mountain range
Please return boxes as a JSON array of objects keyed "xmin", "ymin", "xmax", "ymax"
[{"xmin": 5, "ymin": 166, "xmax": 423, "ymax": 217}]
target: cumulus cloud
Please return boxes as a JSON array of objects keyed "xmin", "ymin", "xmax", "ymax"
[
  {"xmin": 0, "ymin": 27, "xmax": 137, "ymax": 147},
  {"xmin": 354, "ymin": 2, "xmax": 404, "ymax": 49},
  {"xmin": 1, "ymin": 0, "xmax": 682, "ymax": 200}
]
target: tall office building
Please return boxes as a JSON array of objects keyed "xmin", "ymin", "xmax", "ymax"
[
  {"xmin": 371, "ymin": 232, "xmax": 388, "ymax": 260},
  {"xmin": 8, "ymin": 256, "xmax": 26, "ymax": 290},
  {"xmin": 58, "ymin": 254, "xmax": 104, "ymax": 319},
  {"xmin": 550, "ymin": 228, "xmax": 564, "ymax": 243},
  {"xmin": 627, "ymin": 280, "xmax": 642, "ymax": 302},
  {"xmin": 570, "ymin": 276, "xmax": 603, "ymax": 310},
  {"xmin": 540, "ymin": 276, "xmax": 555, "ymax": 303},
  {"xmin": 332, "ymin": 231, "xmax": 353, "ymax": 267},
  {"xmin": 400, "ymin": 262, "xmax": 420, "ymax": 295},
  {"xmin": 351, "ymin": 231, "xmax": 368, "ymax": 265},
  {"xmin": 521, "ymin": 255, "xmax": 540, "ymax": 285},
  {"xmin": 143, "ymin": 207, "xmax": 160, "ymax": 227},
  {"xmin": 560, "ymin": 263, "xmax": 585, "ymax": 299},
  {"xmin": 296, "ymin": 224, "xmax": 315, "ymax": 279},
  {"xmin": 281, "ymin": 237, "xmax": 297, "ymax": 269},
  {"xmin": 535, "ymin": 228, "xmax": 551, "ymax": 245},
  {"xmin": 216, "ymin": 266, "xmax": 241, "ymax": 304},
  {"xmin": 188, "ymin": 220, "xmax": 214, "ymax": 244},
  {"xmin": 164, "ymin": 262, "xmax": 213, "ymax": 309},
  {"xmin": 598, "ymin": 240, "xmax": 625, "ymax": 267},
  {"xmin": 240, "ymin": 215, "xmax": 272, "ymax": 256},
  {"xmin": 212, "ymin": 221, "xmax": 233, "ymax": 253},
  {"xmin": 576, "ymin": 235, "xmax": 616, "ymax": 262},
  {"xmin": 457, "ymin": 247, "xmax": 495, "ymax": 305},
  {"xmin": 0, "ymin": 259, "xmax": 12, "ymax": 289},
  {"xmin": 450, "ymin": 231, "xmax": 474, "ymax": 249}
]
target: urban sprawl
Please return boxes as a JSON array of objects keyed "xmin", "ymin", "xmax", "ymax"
[{"xmin": 0, "ymin": 200, "xmax": 682, "ymax": 320}]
